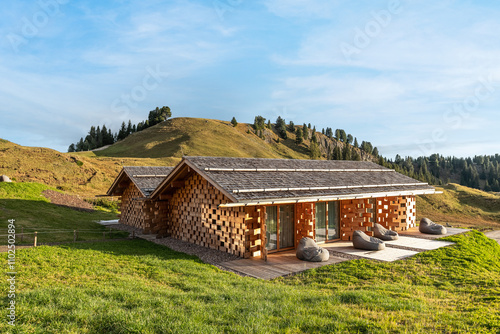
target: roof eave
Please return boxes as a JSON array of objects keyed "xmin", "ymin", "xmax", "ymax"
[
  {"xmin": 106, "ymin": 169, "xmax": 127, "ymax": 196},
  {"xmin": 122, "ymin": 167, "xmax": 148, "ymax": 197},
  {"xmin": 218, "ymin": 188, "xmax": 439, "ymax": 208}
]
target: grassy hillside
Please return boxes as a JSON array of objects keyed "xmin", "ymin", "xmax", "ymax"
[
  {"xmin": 94, "ymin": 117, "xmax": 373, "ymax": 161},
  {"xmin": 417, "ymin": 183, "xmax": 500, "ymax": 230},
  {"xmin": 94, "ymin": 117, "xmax": 304, "ymax": 159},
  {"xmin": 0, "ymin": 139, "xmax": 173, "ymax": 196},
  {"xmin": 1, "ymin": 231, "xmax": 498, "ymax": 333},
  {"xmin": 0, "ymin": 182, "xmax": 125, "ymax": 245}
]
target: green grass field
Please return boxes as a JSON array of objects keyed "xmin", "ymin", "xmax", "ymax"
[
  {"xmin": 0, "ymin": 182, "xmax": 126, "ymax": 245},
  {"xmin": 1, "ymin": 180, "xmax": 500, "ymax": 332},
  {"xmin": 418, "ymin": 183, "xmax": 500, "ymax": 230},
  {"xmin": 0, "ymin": 231, "xmax": 498, "ymax": 333}
]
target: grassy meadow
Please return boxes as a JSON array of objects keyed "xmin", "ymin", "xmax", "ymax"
[
  {"xmin": 418, "ymin": 183, "xmax": 500, "ymax": 230},
  {"xmin": 1, "ymin": 163, "xmax": 500, "ymax": 332},
  {"xmin": 0, "ymin": 182, "xmax": 126, "ymax": 245},
  {"xmin": 0, "ymin": 230, "xmax": 499, "ymax": 333}
]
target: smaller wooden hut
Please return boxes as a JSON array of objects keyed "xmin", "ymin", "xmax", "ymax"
[{"xmin": 107, "ymin": 166, "xmax": 173, "ymax": 233}]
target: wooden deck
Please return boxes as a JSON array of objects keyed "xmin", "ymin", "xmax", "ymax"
[{"xmin": 220, "ymin": 250, "xmax": 347, "ymax": 280}]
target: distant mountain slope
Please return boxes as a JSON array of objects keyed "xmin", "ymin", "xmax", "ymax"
[
  {"xmin": 94, "ymin": 117, "xmax": 374, "ymax": 161},
  {"xmin": 418, "ymin": 183, "xmax": 500, "ymax": 230},
  {"xmin": 94, "ymin": 118, "xmax": 294, "ymax": 159},
  {"xmin": 0, "ymin": 139, "xmax": 168, "ymax": 196}
]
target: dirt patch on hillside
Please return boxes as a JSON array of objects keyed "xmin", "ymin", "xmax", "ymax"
[{"xmin": 42, "ymin": 189, "xmax": 94, "ymax": 212}]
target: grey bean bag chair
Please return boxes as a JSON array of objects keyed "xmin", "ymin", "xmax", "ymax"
[
  {"xmin": 419, "ymin": 218, "xmax": 447, "ymax": 235},
  {"xmin": 373, "ymin": 223, "xmax": 399, "ymax": 241},
  {"xmin": 296, "ymin": 237, "xmax": 330, "ymax": 262},
  {"xmin": 352, "ymin": 230, "xmax": 385, "ymax": 251}
]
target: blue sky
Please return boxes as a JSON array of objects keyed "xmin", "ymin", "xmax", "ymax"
[{"xmin": 1, "ymin": 0, "xmax": 499, "ymax": 158}]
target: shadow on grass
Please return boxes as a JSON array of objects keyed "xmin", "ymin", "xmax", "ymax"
[
  {"xmin": 0, "ymin": 198, "xmax": 124, "ymax": 245},
  {"xmin": 57, "ymin": 239, "xmax": 204, "ymax": 263}
]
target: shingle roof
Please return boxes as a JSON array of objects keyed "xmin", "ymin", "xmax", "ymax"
[
  {"xmin": 123, "ymin": 166, "xmax": 174, "ymax": 197},
  {"xmin": 174, "ymin": 156, "xmax": 436, "ymax": 204},
  {"xmin": 107, "ymin": 166, "xmax": 174, "ymax": 197}
]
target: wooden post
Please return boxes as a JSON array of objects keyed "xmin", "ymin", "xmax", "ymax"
[
  {"xmin": 132, "ymin": 230, "xmax": 135, "ymax": 239},
  {"xmin": 103, "ymin": 231, "xmax": 106, "ymax": 240},
  {"xmin": 34, "ymin": 232, "xmax": 37, "ymax": 247},
  {"xmin": 73, "ymin": 230, "xmax": 77, "ymax": 243},
  {"xmin": 21, "ymin": 227, "xmax": 23, "ymax": 243}
]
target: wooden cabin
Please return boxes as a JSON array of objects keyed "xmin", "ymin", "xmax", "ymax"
[
  {"xmin": 108, "ymin": 157, "xmax": 437, "ymax": 258},
  {"xmin": 107, "ymin": 166, "xmax": 173, "ymax": 233}
]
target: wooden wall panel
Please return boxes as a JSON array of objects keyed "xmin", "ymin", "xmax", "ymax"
[
  {"xmin": 339, "ymin": 199, "xmax": 375, "ymax": 240},
  {"xmin": 118, "ymin": 183, "xmax": 155, "ymax": 232},
  {"xmin": 157, "ymin": 173, "xmax": 249, "ymax": 258},
  {"xmin": 295, "ymin": 203, "xmax": 315, "ymax": 245},
  {"xmin": 376, "ymin": 196, "xmax": 415, "ymax": 231}
]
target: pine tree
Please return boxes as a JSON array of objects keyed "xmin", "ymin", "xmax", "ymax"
[
  {"xmin": 267, "ymin": 120, "xmax": 271, "ymax": 129},
  {"xmin": 335, "ymin": 129, "xmax": 341, "ymax": 141},
  {"xmin": 117, "ymin": 121, "xmax": 127, "ymax": 140},
  {"xmin": 340, "ymin": 130, "xmax": 347, "ymax": 143},
  {"xmin": 347, "ymin": 134, "xmax": 353, "ymax": 145},
  {"xmin": 302, "ymin": 124, "xmax": 308, "ymax": 140},
  {"xmin": 311, "ymin": 131, "xmax": 317, "ymax": 143},
  {"xmin": 352, "ymin": 150, "xmax": 361, "ymax": 161},
  {"xmin": 231, "ymin": 117, "xmax": 238, "ymax": 127},
  {"xmin": 254, "ymin": 116, "xmax": 266, "ymax": 130},
  {"xmin": 288, "ymin": 121, "xmax": 295, "ymax": 133},
  {"xmin": 343, "ymin": 144, "xmax": 351, "ymax": 160},
  {"xmin": 309, "ymin": 142, "xmax": 321, "ymax": 160},
  {"xmin": 333, "ymin": 146, "xmax": 342, "ymax": 160},
  {"xmin": 307, "ymin": 123, "xmax": 311, "ymax": 129},
  {"xmin": 68, "ymin": 143, "xmax": 76, "ymax": 152},
  {"xmin": 295, "ymin": 128, "xmax": 303, "ymax": 144},
  {"xmin": 276, "ymin": 116, "xmax": 287, "ymax": 139},
  {"xmin": 353, "ymin": 137, "xmax": 359, "ymax": 148},
  {"xmin": 107, "ymin": 129, "xmax": 114, "ymax": 145},
  {"xmin": 372, "ymin": 147, "xmax": 379, "ymax": 157},
  {"xmin": 126, "ymin": 120, "xmax": 133, "ymax": 136},
  {"xmin": 96, "ymin": 126, "xmax": 103, "ymax": 147}
]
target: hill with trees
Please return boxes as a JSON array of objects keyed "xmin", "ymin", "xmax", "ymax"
[
  {"xmin": 68, "ymin": 106, "xmax": 171, "ymax": 152},
  {"xmin": 67, "ymin": 109, "xmax": 500, "ymax": 194}
]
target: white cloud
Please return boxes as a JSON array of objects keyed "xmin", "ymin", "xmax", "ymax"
[{"xmin": 264, "ymin": 0, "xmax": 343, "ymax": 19}]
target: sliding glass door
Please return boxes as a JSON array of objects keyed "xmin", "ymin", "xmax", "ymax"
[
  {"xmin": 327, "ymin": 201, "xmax": 339, "ymax": 240},
  {"xmin": 315, "ymin": 201, "xmax": 339, "ymax": 242},
  {"xmin": 316, "ymin": 202, "xmax": 327, "ymax": 242},
  {"xmin": 265, "ymin": 205, "xmax": 294, "ymax": 251},
  {"xmin": 279, "ymin": 205, "xmax": 294, "ymax": 248},
  {"xmin": 266, "ymin": 206, "xmax": 278, "ymax": 251}
]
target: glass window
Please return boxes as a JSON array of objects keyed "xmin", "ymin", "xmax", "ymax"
[
  {"xmin": 266, "ymin": 206, "xmax": 277, "ymax": 251},
  {"xmin": 327, "ymin": 201, "xmax": 339, "ymax": 240},
  {"xmin": 279, "ymin": 205, "xmax": 294, "ymax": 248},
  {"xmin": 315, "ymin": 202, "xmax": 326, "ymax": 242}
]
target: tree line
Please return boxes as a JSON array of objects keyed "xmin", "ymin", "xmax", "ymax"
[
  {"xmin": 241, "ymin": 115, "xmax": 378, "ymax": 161},
  {"xmin": 68, "ymin": 106, "xmax": 171, "ymax": 152},
  {"xmin": 241, "ymin": 114, "xmax": 500, "ymax": 193},
  {"xmin": 382, "ymin": 154, "xmax": 500, "ymax": 192}
]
